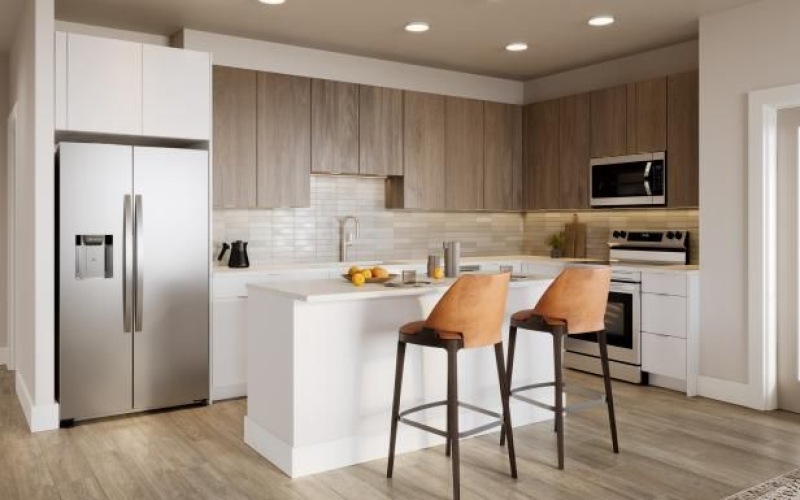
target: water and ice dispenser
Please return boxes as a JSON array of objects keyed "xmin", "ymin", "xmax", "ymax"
[{"xmin": 74, "ymin": 235, "xmax": 113, "ymax": 279}]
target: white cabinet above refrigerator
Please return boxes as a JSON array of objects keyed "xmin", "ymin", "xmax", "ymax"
[{"xmin": 55, "ymin": 32, "xmax": 211, "ymax": 141}]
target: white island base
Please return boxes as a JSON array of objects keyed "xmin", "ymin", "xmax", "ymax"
[{"xmin": 245, "ymin": 276, "xmax": 556, "ymax": 478}]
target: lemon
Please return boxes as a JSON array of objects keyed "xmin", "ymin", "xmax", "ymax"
[
  {"xmin": 351, "ymin": 273, "xmax": 366, "ymax": 287},
  {"xmin": 348, "ymin": 265, "xmax": 361, "ymax": 276},
  {"xmin": 433, "ymin": 268, "xmax": 445, "ymax": 280},
  {"xmin": 362, "ymin": 269, "xmax": 373, "ymax": 279}
]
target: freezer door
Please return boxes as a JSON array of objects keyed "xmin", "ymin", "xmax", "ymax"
[
  {"xmin": 133, "ymin": 147, "xmax": 209, "ymax": 410},
  {"xmin": 58, "ymin": 142, "xmax": 134, "ymax": 421}
]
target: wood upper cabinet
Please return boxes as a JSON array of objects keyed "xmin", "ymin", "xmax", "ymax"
[
  {"xmin": 667, "ymin": 70, "xmax": 699, "ymax": 207},
  {"xmin": 524, "ymin": 99, "xmax": 561, "ymax": 210},
  {"xmin": 445, "ymin": 97, "xmax": 485, "ymax": 210},
  {"xmin": 484, "ymin": 102, "xmax": 522, "ymax": 211},
  {"xmin": 590, "ymin": 85, "xmax": 628, "ymax": 158},
  {"xmin": 311, "ymin": 79, "xmax": 359, "ymax": 174},
  {"xmin": 559, "ymin": 94, "xmax": 591, "ymax": 209},
  {"xmin": 256, "ymin": 72, "xmax": 312, "ymax": 208},
  {"xmin": 628, "ymin": 77, "xmax": 667, "ymax": 154},
  {"xmin": 359, "ymin": 85, "xmax": 403, "ymax": 176},
  {"xmin": 391, "ymin": 91, "xmax": 446, "ymax": 210},
  {"xmin": 212, "ymin": 66, "xmax": 257, "ymax": 208}
]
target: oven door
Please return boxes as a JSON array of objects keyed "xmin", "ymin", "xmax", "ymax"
[
  {"xmin": 590, "ymin": 153, "xmax": 665, "ymax": 207},
  {"xmin": 565, "ymin": 282, "xmax": 641, "ymax": 365}
]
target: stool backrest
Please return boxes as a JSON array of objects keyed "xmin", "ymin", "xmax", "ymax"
[
  {"xmin": 425, "ymin": 273, "xmax": 510, "ymax": 348},
  {"xmin": 532, "ymin": 267, "xmax": 612, "ymax": 334}
]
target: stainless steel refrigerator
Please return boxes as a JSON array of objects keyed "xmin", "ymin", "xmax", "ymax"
[{"xmin": 57, "ymin": 142, "xmax": 209, "ymax": 423}]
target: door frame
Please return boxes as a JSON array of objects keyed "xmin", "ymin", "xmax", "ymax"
[
  {"xmin": 748, "ymin": 83, "xmax": 800, "ymax": 410},
  {"xmin": 6, "ymin": 103, "xmax": 18, "ymax": 371}
]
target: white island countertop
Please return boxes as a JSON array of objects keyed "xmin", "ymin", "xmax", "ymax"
[{"xmin": 246, "ymin": 274, "xmax": 552, "ymax": 303}]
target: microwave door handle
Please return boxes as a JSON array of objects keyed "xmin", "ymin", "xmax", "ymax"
[{"xmin": 643, "ymin": 161, "xmax": 652, "ymax": 195}]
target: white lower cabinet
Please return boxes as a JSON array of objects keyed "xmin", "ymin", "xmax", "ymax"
[
  {"xmin": 642, "ymin": 293, "xmax": 687, "ymax": 338},
  {"xmin": 642, "ymin": 332, "xmax": 686, "ymax": 380},
  {"xmin": 522, "ymin": 262, "xmax": 565, "ymax": 278},
  {"xmin": 212, "ymin": 297, "xmax": 248, "ymax": 400}
]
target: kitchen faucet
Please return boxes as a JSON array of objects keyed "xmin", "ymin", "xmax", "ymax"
[{"xmin": 340, "ymin": 216, "xmax": 360, "ymax": 262}]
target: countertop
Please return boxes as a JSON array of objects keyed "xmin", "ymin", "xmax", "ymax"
[
  {"xmin": 214, "ymin": 254, "xmax": 699, "ymax": 275},
  {"xmin": 247, "ymin": 275, "xmax": 553, "ymax": 303}
]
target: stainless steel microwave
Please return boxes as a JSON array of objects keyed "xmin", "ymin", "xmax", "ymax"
[{"xmin": 590, "ymin": 152, "xmax": 666, "ymax": 207}]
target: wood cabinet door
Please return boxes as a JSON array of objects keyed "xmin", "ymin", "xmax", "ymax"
[
  {"xmin": 590, "ymin": 85, "xmax": 628, "ymax": 158},
  {"xmin": 524, "ymin": 100, "xmax": 561, "ymax": 210},
  {"xmin": 629, "ymin": 77, "xmax": 667, "ymax": 153},
  {"xmin": 445, "ymin": 97, "xmax": 485, "ymax": 210},
  {"xmin": 256, "ymin": 72, "xmax": 312, "ymax": 208},
  {"xmin": 559, "ymin": 94, "xmax": 591, "ymax": 209},
  {"xmin": 213, "ymin": 67, "xmax": 257, "ymax": 209},
  {"xmin": 359, "ymin": 85, "xmax": 403, "ymax": 176},
  {"xmin": 667, "ymin": 70, "xmax": 699, "ymax": 207},
  {"xmin": 484, "ymin": 102, "xmax": 522, "ymax": 211},
  {"xmin": 401, "ymin": 91, "xmax": 446, "ymax": 210},
  {"xmin": 311, "ymin": 79, "xmax": 359, "ymax": 174}
]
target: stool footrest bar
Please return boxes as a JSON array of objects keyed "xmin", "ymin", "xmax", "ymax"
[{"xmin": 511, "ymin": 393, "xmax": 607, "ymax": 414}]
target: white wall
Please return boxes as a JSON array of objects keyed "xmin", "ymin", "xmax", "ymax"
[
  {"xmin": 0, "ymin": 54, "xmax": 8, "ymax": 355},
  {"xmin": 9, "ymin": 0, "xmax": 57, "ymax": 431},
  {"xmin": 699, "ymin": 0, "xmax": 800, "ymax": 385},
  {"xmin": 178, "ymin": 29, "xmax": 524, "ymax": 105},
  {"xmin": 524, "ymin": 40, "xmax": 699, "ymax": 103}
]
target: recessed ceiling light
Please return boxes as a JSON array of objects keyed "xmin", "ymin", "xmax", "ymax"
[
  {"xmin": 505, "ymin": 42, "xmax": 528, "ymax": 52},
  {"xmin": 258, "ymin": 0, "xmax": 286, "ymax": 4},
  {"xmin": 588, "ymin": 15, "xmax": 615, "ymax": 27},
  {"xmin": 405, "ymin": 21, "xmax": 430, "ymax": 33}
]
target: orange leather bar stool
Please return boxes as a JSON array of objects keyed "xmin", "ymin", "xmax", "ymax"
[
  {"xmin": 500, "ymin": 267, "xmax": 618, "ymax": 469},
  {"xmin": 387, "ymin": 273, "xmax": 517, "ymax": 500}
]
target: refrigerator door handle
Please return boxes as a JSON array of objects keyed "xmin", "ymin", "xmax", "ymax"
[
  {"xmin": 134, "ymin": 195, "xmax": 144, "ymax": 332},
  {"xmin": 123, "ymin": 195, "xmax": 133, "ymax": 333}
]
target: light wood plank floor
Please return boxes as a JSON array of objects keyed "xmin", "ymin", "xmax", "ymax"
[{"xmin": 2, "ymin": 366, "xmax": 800, "ymax": 499}]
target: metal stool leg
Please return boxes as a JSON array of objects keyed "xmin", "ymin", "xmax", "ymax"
[
  {"xmin": 447, "ymin": 344, "xmax": 461, "ymax": 500},
  {"xmin": 598, "ymin": 331, "xmax": 619, "ymax": 453},
  {"xmin": 553, "ymin": 330, "xmax": 565, "ymax": 470},
  {"xmin": 500, "ymin": 325, "xmax": 517, "ymax": 447},
  {"xmin": 495, "ymin": 343, "xmax": 518, "ymax": 478},
  {"xmin": 387, "ymin": 341, "xmax": 406, "ymax": 478}
]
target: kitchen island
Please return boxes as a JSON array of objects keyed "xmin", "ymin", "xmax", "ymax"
[{"xmin": 244, "ymin": 275, "xmax": 556, "ymax": 478}]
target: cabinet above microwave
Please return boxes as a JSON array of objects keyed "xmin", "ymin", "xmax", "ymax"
[{"xmin": 590, "ymin": 152, "xmax": 666, "ymax": 208}]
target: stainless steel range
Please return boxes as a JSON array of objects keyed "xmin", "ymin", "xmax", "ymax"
[{"xmin": 564, "ymin": 230, "xmax": 690, "ymax": 384}]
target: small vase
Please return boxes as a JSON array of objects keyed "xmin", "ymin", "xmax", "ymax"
[{"xmin": 550, "ymin": 248, "xmax": 563, "ymax": 259}]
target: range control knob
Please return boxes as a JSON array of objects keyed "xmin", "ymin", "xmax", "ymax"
[
  {"xmin": 612, "ymin": 231, "xmax": 620, "ymax": 238},
  {"xmin": 675, "ymin": 231, "xmax": 683, "ymax": 240},
  {"xmin": 666, "ymin": 231, "xmax": 675, "ymax": 239},
  {"xmin": 620, "ymin": 231, "xmax": 627, "ymax": 238}
]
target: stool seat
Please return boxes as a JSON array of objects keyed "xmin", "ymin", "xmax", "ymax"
[
  {"xmin": 510, "ymin": 310, "xmax": 566, "ymax": 329},
  {"xmin": 399, "ymin": 321, "xmax": 464, "ymax": 342}
]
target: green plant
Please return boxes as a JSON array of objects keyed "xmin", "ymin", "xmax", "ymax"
[{"xmin": 546, "ymin": 232, "xmax": 565, "ymax": 250}]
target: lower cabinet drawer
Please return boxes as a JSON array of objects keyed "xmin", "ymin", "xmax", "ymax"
[{"xmin": 641, "ymin": 332, "xmax": 686, "ymax": 380}]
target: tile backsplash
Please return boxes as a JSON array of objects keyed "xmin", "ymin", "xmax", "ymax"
[{"xmin": 214, "ymin": 175, "xmax": 699, "ymax": 265}]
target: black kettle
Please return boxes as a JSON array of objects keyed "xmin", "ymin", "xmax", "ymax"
[{"xmin": 218, "ymin": 240, "xmax": 250, "ymax": 268}]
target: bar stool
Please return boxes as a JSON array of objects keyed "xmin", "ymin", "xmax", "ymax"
[
  {"xmin": 500, "ymin": 267, "xmax": 618, "ymax": 469},
  {"xmin": 387, "ymin": 273, "xmax": 517, "ymax": 500}
]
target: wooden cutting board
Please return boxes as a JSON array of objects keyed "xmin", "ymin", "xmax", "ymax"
[{"xmin": 563, "ymin": 214, "xmax": 587, "ymax": 258}]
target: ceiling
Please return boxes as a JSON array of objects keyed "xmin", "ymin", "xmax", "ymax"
[
  {"xmin": 0, "ymin": 0, "xmax": 23, "ymax": 53},
  {"xmin": 55, "ymin": 0, "xmax": 759, "ymax": 80}
]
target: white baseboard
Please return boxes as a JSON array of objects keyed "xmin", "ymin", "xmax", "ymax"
[
  {"xmin": 245, "ymin": 406, "xmax": 549, "ymax": 479},
  {"xmin": 213, "ymin": 383, "xmax": 246, "ymax": 401},
  {"xmin": 15, "ymin": 372, "xmax": 60, "ymax": 432},
  {"xmin": 697, "ymin": 375, "xmax": 764, "ymax": 410},
  {"xmin": 0, "ymin": 347, "xmax": 8, "ymax": 367}
]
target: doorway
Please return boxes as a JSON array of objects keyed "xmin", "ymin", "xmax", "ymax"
[{"xmin": 776, "ymin": 107, "xmax": 800, "ymax": 411}]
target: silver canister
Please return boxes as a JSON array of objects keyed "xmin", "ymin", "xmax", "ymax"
[
  {"xmin": 443, "ymin": 241, "xmax": 461, "ymax": 278},
  {"xmin": 427, "ymin": 255, "xmax": 443, "ymax": 278}
]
